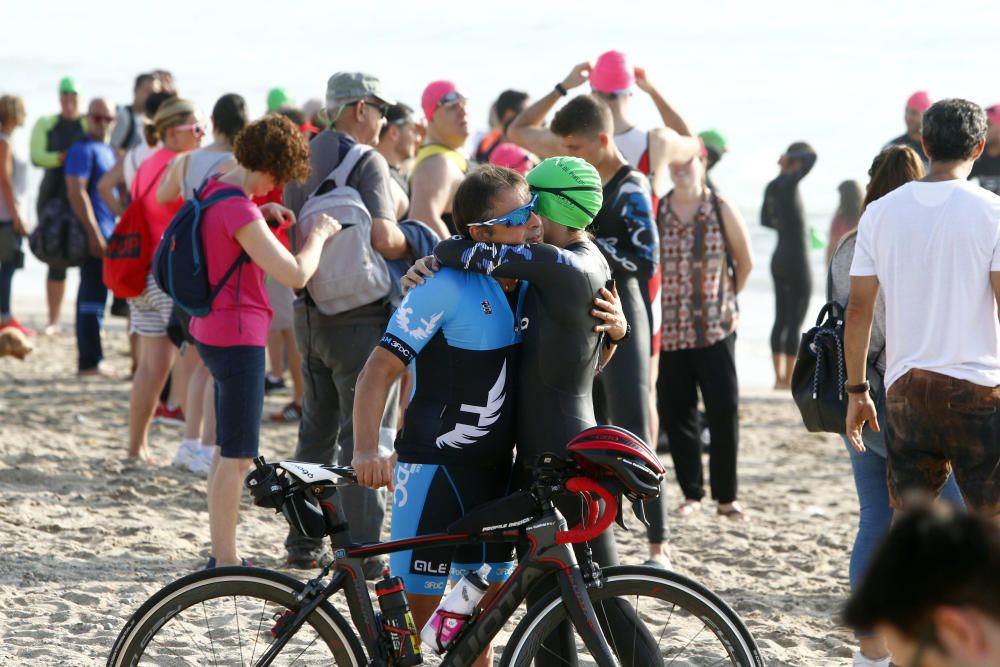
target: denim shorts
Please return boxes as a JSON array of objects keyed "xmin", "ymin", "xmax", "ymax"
[{"xmin": 196, "ymin": 341, "xmax": 265, "ymax": 459}]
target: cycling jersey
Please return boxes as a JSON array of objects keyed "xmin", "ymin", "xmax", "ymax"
[
  {"xmin": 379, "ymin": 267, "xmax": 526, "ymax": 465},
  {"xmin": 390, "ymin": 462, "xmax": 516, "ymax": 594}
]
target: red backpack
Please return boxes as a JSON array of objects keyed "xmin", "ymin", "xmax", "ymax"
[{"xmin": 103, "ymin": 161, "xmax": 169, "ymax": 298}]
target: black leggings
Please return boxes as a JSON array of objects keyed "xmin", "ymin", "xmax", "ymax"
[
  {"xmin": 658, "ymin": 334, "xmax": 740, "ymax": 504},
  {"xmin": 770, "ymin": 264, "xmax": 811, "ymax": 356}
]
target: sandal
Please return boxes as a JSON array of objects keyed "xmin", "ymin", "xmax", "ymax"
[
  {"xmin": 717, "ymin": 503, "xmax": 749, "ymax": 522},
  {"xmin": 205, "ymin": 556, "xmax": 253, "ymax": 569},
  {"xmin": 270, "ymin": 402, "xmax": 303, "ymax": 423}
]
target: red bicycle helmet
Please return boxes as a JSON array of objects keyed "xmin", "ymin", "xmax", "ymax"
[{"xmin": 566, "ymin": 425, "xmax": 665, "ymax": 501}]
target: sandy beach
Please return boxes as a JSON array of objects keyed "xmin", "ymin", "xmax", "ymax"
[{"xmin": 0, "ymin": 299, "xmax": 859, "ymax": 666}]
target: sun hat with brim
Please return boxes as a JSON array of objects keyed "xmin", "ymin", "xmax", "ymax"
[
  {"xmin": 58, "ymin": 76, "xmax": 78, "ymax": 95},
  {"xmin": 526, "ymin": 156, "xmax": 603, "ymax": 230}
]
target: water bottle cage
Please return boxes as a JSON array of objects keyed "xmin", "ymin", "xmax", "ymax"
[{"xmin": 431, "ymin": 608, "xmax": 477, "ymax": 654}]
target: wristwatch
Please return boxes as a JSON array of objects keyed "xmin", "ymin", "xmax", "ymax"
[
  {"xmin": 844, "ymin": 380, "xmax": 870, "ymax": 395},
  {"xmin": 605, "ymin": 324, "xmax": 631, "ymax": 349},
  {"xmin": 554, "ymin": 82, "xmax": 568, "ymax": 97}
]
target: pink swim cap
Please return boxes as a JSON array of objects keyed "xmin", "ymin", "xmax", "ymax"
[
  {"xmin": 906, "ymin": 91, "xmax": 932, "ymax": 112},
  {"xmin": 488, "ymin": 143, "xmax": 534, "ymax": 174},
  {"xmin": 986, "ymin": 104, "xmax": 1000, "ymax": 126},
  {"xmin": 422, "ymin": 80, "xmax": 463, "ymax": 120},
  {"xmin": 590, "ymin": 50, "xmax": 635, "ymax": 95}
]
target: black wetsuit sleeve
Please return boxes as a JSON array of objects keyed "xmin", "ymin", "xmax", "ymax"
[{"xmin": 434, "ymin": 239, "xmax": 585, "ymax": 290}]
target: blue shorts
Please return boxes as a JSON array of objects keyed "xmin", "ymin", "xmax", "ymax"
[
  {"xmin": 390, "ymin": 462, "xmax": 516, "ymax": 596},
  {"xmin": 196, "ymin": 342, "xmax": 265, "ymax": 459}
]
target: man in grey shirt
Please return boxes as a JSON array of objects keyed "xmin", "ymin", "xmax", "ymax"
[
  {"xmin": 110, "ymin": 73, "xmax": 160, "ymax": 154},
  {"xmin": 283, "ymin": 72, "xmax": 409, "ymax": 574}
]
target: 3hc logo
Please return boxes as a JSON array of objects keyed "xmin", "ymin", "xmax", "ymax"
[{"xmin": 105, "ymin": 233, "xmax": 142, "ymax": 259}]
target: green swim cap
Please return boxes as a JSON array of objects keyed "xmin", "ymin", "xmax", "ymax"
[
  {"xmin": 526, "ymin": 157, "xmax": 603, "ymax": 230},
  {"xmin": 698, "ymin": 129, "xmax": 728, "ymax": 153},
  {"xmin": 58, "ymin": 76, "xmax": 78, "ymax": 95},
  {"xmin": 267, "ymin": 87, "xmax": 293, "ymax": 112}
]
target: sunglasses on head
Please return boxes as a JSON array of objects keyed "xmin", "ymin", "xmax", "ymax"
[
  {"xmin": 89, "ymin": 113, "xmax": 115, "ymax": 123},
  {"xmin": 468, "ymin": 194, "xmax": 538, "ymax": 228},
  {"xmin": 529, "ymin": 185, "xmax": 601, "ymax": 220},
  {"xmin": 175, "ymin": 122, "xmax": 207, "ymax": 137}
]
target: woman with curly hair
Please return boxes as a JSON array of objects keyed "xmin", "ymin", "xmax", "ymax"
[{"xmin": 190, "ymin": 114, "xmax": 342, "ymax": 568}]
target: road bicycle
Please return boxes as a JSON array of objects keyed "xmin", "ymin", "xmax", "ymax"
[{"xmin": 108, "ymin": 428, "xmax": 764, "ymax": 666}]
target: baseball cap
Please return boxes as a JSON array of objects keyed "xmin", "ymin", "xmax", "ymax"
[
  {"xmin": 267, "ymin": 87, "xmax": 293, "ymax": 113},
  {"xmin": 58, "ymin": 76, "xmax": 78, "ymax": 95},
  {"xmin": 326, "ymin": 72, "xmax": 394, "ymax": 110},
  {"xmin": 590, "ymin": 50, "xmax": 635, "ymax": 95},
  {"xmin": 906, "ymin": 91, "xmax": 932, "ymax": 113},
  {"xmin": 488, "ymin": 143, "xmax": 534, "ymax": 175},
  {"xmin": 986, "ymin": 104, "xmax": 1000, "ymax": 126},
  {"xmin": 422, "ymin": 80, "xmax": 465, "ymax": 120},
  {"xmin": 526, "ymin": 157, "xmax": 603, "ymax": 230}
]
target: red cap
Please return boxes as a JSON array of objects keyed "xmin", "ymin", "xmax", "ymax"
[
  {"xmin": 422, "ymin": 80, "xmax": 464, "ymax": 120},
  {"xmin": 906, "ymin": 91, "xmax": 932, "ymax": 113},
  {"xmin": 986, "ymin": 105, "xmax": 1000, "ymax": 126}
]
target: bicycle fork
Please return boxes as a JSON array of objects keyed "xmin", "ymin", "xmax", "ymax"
[{"xmin": 557, "ymin": 564, "xmax": 621, "ymax": 667}]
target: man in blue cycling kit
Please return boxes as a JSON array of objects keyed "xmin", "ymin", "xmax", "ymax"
[{"xmin": 353, "ymin": 166, "xmax": 541, "ymax": 667}]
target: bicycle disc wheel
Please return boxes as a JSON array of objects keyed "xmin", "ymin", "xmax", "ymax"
[
  {"xmin": 501, "ymin": 565, "xmax": 764, "ymax": 667},
  {"xmin": 107, "ymin": 566, "xmax": 366, "ymax": 667}
]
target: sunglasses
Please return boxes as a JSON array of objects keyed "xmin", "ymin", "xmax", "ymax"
[
  {"xmin": 345, "ymin": 99, "xmax": 388, "ymax": 119},
  {"xmin": 89, "ymin": 114, "xmax": 115, "ymax": 123},
  {"xmin": 175, "ymin": 122, "xmax": 207, "ymax": 137},
  {"xmin": 436, "ymin": 91, "xmax": 466, "ymax": 110},
  {"xmin": 529, "ymin": 185, "xmax": 601, "ymax": 220},
  {"xmin": 468, "ymin": 194, "xmax": 538, "ymax": 228}
]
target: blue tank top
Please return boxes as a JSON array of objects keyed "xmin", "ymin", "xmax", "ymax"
[{"xmin": 379, "ymin": 267, "xmax": 526, "ymax": 465}]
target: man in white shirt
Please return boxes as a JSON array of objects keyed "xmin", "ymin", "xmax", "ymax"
[{"xmin": 845, "ymin": 98, "xmax": 1000, "ymax": 518}]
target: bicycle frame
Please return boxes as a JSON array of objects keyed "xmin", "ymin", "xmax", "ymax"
[{"xmin": 258, "ymin": 492, "xmax": 619, "ymax": 667}]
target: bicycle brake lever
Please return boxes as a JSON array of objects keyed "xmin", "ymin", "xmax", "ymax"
[
  {"xmin": 632, "ymin": 498, "xmax": 651, "ymax": 528},
  {"xmin": 615, "ymin": 500, "xmax": 628, "ymax": 531}
]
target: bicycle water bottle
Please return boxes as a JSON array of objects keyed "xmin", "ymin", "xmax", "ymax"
[
  {"xmin": 375, "ymin": 571, "xmax": 422, "ymax": 666},
  {"xmin": 420, "ymin": 564, "xmax": 490, "ymax": 654}
]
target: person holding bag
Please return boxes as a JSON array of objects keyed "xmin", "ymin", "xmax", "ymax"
[
  {"xmin": 0, "ymin": 95, "xmax": 31, "ymax": 336},
  {"xmin": 187, "ymin": 114, "xmax": 341, "ymax": 568},
  {"xmin": 829, "ymin": 144, "xmax": 964, "ymax": 667}
]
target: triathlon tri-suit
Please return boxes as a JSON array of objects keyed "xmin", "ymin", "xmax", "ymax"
[
  {"xmin": 615, "ymin": 126, "xmax": 652, "ymax": 175},
  {"xmin": 410, "ymin": 143, "xmax": 468, "ymax": 236},
  {"xmin": 379, "ymin": 267, "xmax": 526, "ymax": 593},
  {"xmin": 435, "ymin": 237, "xmax": 630, "ymax": 667},
  {"xmin": 761, "ymin": 153, "xmax": 816, "ymax": 356},
  {"xmin": 589, "ymin": 165, "xmax": 667, "ymax": 543}
]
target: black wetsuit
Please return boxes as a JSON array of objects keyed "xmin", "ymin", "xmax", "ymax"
[
  {"xmin": 884, "ymin": 133, "xmax": 928, "ymax": 166},
  {"xmin": 35, "ymin": 116, "xmax": 87, "ymax": 216},
  {"xmin": 436, "ymin": 237, "xmax": 636, "ymax": 665},
  {"xmin": 970, "ymin": 150, "xmax": 1000, "ymax": 195},
  {"xmin": 761, "ymin": 153, "xmax": 816, "ymax": 356},
  {"xmin": 589, "ymin": 165, "xmax": 666, "ymax": 544}
]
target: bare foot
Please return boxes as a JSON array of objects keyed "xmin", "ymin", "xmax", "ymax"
[
  {"xmin": 717, "ymin": 502, "xmax": 749, "ymax": 521},
  {"xmin": 675, "ymin": 499, "xmax": 701, "ymax": 516},
  {"xmin": 126, "ymin": 447, "xmax": 158, "ymax": 465},
  {"xmin": 773, "ymin": 380, "xmax": 790, "ymax": 391},
  {"xmin": 78, "ymin": 363, "xmax": 123, "ymax": 379}
]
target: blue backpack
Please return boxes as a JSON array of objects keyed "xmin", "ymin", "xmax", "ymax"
[{"xmin": 152, "ymin": 184, "xmax": 249, "ymax": 317}]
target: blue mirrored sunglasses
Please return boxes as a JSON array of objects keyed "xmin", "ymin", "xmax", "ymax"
[{"xmin": 468, "ymin": 194, "xmax": 538, "ymax": 228}]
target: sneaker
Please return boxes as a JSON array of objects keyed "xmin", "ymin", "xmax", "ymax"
[
  {"xmin": 42, "ymin": 323, "xmax": 61, "ymax": 336},
  {"xmin": 185, "ymin": 447, "xmax": 214, "ymax": 477},
  {"xmin": 0, "ymin": 318, "xmax": 36, "ymax": 337},
  {"xmin": 853, "ymin": 650, "xmax": 891, "ymax": 667},
  {"xmin": 153, "ymin": 402, "xmax": 185, "ymax": 427},
  {"xmin": 205, "ymin": 556, "xmax": 252, "ymax": 569},
  {"xmin": 171, "ymin": 440, "xmax": 198, "ymax": 469},
  {"xmin": 270, "ymin": 402, "xmax": 303, "ymax": 423},
  {"xmin": 362, "ymin": 557, "xmax": 389, "ymax": 581},
  {"xmin": 264, "ymin": 375, "xmax": 286, "ymax": 394},
  {"xmin": 286, "ymin": 548, "xmax": 334, "ymax": 570}
]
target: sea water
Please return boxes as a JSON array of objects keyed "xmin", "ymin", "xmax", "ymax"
[{"xmin": 2, "ymin": 0, "xmax": 997, "ymax": 387}]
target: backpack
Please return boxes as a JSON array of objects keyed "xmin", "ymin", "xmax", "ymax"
[
  {"xmin": 103, "ymin": 161, "xmax": 169, "ymax": 298},
  {"xmin": 29, "ymin": 197, "xmax": 89, "ymax": 269},
  {"xmin": 791, "ymin": 269, "xmax": 883, "ymax": 434},
  {"xmin": 152, "ymin": 182, "xmax": 248, "ymax": 317},
  {"xmin": 296, "ymin": 143, "xmax": 391, "ymax": 316}
]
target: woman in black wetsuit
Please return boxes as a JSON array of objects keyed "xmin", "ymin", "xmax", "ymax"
[{"xmin": 761, "ymin": 141, "xmax": 816, "ymax": 389}]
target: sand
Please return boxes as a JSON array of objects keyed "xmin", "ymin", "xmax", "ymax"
[{"xmin": 0, "ymin": 302, "xmax": 860, "ymax": 666}]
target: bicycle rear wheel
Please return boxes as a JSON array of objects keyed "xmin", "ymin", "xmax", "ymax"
[
  {"xmin": 501, "ymin": 565, "xmax": 764, "ymax": 667},
  {"xmin": 107, "ymin": 566, "xmax": 366, "ymax": 666}
]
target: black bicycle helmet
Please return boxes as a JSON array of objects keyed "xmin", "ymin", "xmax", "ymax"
[{"xmin": 566, "ymin": 425, "xmax": 665, "ymax": 501}]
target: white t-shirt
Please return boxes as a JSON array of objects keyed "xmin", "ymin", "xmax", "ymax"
[
  {"xmin": 851, "ymin": 179, "xmax": 1000, "ymax": 388},
  {"xmin": 123, "ymin": 141, "xmax": 157, "ymax": 190}
]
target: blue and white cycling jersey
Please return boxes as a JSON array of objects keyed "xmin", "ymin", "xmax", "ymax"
[{"xmin": 379, "ymin": 267, "xmax": 526, "ymax": 465}]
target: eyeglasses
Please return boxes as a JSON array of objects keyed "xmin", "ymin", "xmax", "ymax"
[
  {"xmin": 529, "ymin": 185, "xmax": 601, "ymax": 220},
  {"xmin": 468, "ymin": 194, "xmax": 538, "ymax": 228},
  {"xmin": 175, "ymin": 123, "xmax": 207, "ymax": 137},
  {"xmin": 89, "ymin": 114, "xmax": 116, "ymax": 123}
]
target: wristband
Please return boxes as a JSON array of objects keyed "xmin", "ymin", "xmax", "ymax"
[
  {"xmin": 605, "ymin": 324, "xmax": 631, "ymax": 349},
  {"xmin": 554, "ymin": 83, "xmax": 568, "ymax": 97},
  {"xmin": 845, "ymin": 381, "xmax": 870, "ymax": 395}
]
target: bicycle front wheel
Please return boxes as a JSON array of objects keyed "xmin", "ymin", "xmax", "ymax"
[
  {"xmin": 501, "ymin": 565, "xmax": 764, "ymax": 667},
  {"xmin": 107, "ymin": 566, "xmax": 366, "ymax": 667}
]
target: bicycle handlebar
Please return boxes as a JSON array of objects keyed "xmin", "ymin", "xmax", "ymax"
[{"xmin": 555, "ymin": 477, "xmax": 618, "ymax": 545}]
